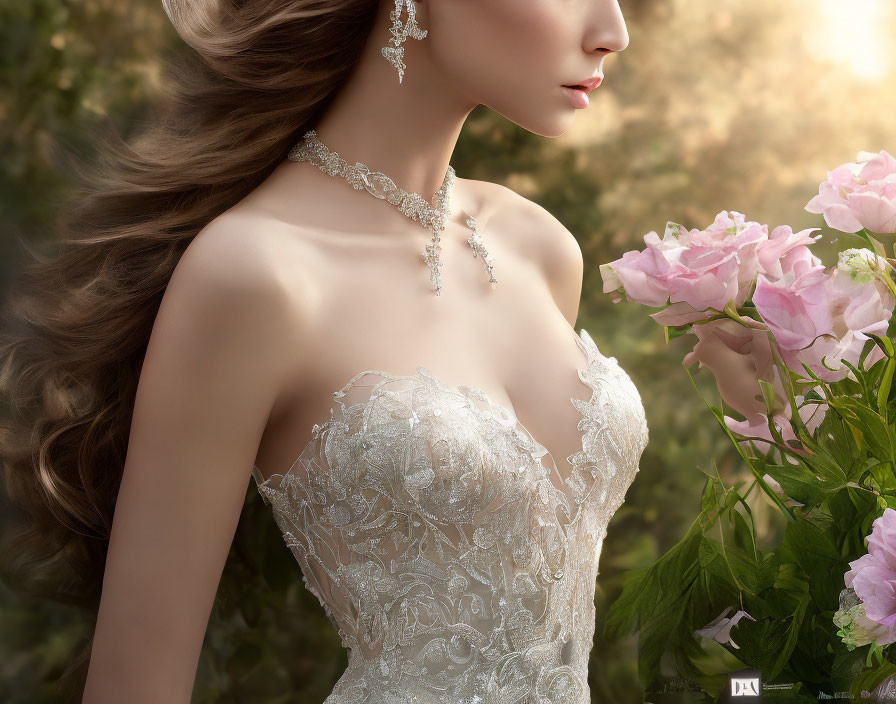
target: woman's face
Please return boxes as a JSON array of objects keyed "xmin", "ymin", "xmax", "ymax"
[{"xmin": 425, "ymin": 0, "xmax": 629, "ymax": 137}]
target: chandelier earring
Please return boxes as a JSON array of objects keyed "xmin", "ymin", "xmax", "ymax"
[{"xmin": 381, "ymin": 0, "xmax": 428, "ymax": 84}]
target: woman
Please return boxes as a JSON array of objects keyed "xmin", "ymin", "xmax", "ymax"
[{"xmin": 0, "ymin": 0, "xmax": 647, "ymax": 701}]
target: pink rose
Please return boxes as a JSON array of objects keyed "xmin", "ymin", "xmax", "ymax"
[
  {"xmin": 752, "ymin": 256, "xmax": 833, "ymax": 351},
  {"xmin": 780, "ymin": 264, "xmax": 894, "ymax": 381},
  {"xmin": 805, "ymin": 150, "xmax": 896, "ymax": 235},
  {"xmin": 753, "ymin": 246, "xmax": 894, "ymax": 381},
  {"xmin": 846, "ymin": 508, "xmax": 896, "ymax": 628},
  {"xmin": 755, "ymin": 225, "xmax": 822, "ymax": 281},
  {"xmin": 601, "ymin": 211, "xmax": 769, "ymax": 314},
  {"xmin": 599, "ymin": 220, "xmax": 690, "ymax": 305},
  {"xmin": 649, "ymin": 301, "xmax": 714, "ymax": 326},
  {"xmin": 666, "ymin": 212, "xmax": 766, "ymax": 311}
]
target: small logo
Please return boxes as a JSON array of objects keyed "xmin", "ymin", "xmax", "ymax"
[
  {"xmin": 725, "ymin": 669, "xmax": 762, "ymax": 702},
  {"xmin": 731, "ymin": 677, "xmax": 760, "ymax": 696}
]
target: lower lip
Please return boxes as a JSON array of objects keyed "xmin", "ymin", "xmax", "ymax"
[{"xmin": 562, "ymin": 86, "xmax": 590, "ymax": 109}]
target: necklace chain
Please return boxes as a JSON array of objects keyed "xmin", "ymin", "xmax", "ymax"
[
  {"xmin": 288, "ymin": 129, "xmax": 498, "ymax": 295},
  {"xmin": 288, "ymin": 129, "xmax": 455, "ymax": 294}
]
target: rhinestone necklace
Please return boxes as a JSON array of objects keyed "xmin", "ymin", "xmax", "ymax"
[{"xmin": 287, "ymin": 129, "xmax": 497, "ymax": 296}]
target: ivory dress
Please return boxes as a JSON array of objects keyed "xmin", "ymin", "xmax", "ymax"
[{"xmin": 251, "ymin": 327, "xmax": 648, "ymax": 704}]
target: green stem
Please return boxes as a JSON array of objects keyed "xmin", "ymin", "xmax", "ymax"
[
  {"xmin": 722, "ymin": 301, "xmax": 768, "ymax": 329},
  {"xmin": 878, "ymin": 357, "xmax": 896, "ymax": 418},
  {"xmin": 767, "ymin": 333, "xmax": 813, "ymax": 444},
  {"xmin": 685, "ymin": 367, "xmax": 795, "ymax": 522}
]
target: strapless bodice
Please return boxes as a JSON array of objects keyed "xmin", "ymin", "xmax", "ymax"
[{"xmin": 251, "ymin": 327, "xmax": 648, "ymax": 704}]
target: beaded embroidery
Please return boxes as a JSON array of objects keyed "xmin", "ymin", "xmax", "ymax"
[{"xmin": 252, "ymin": 328, "xmax": 648, "ymax": 704}]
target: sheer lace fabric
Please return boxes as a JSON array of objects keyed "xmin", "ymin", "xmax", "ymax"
[{"xmin": 252, "ymin": 328, "xmax": 648, "ymax": 704}]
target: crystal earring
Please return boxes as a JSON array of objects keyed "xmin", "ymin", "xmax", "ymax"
[{"xmin": 381, "ymin": 0, "xmax": 428, "ymax": 83}]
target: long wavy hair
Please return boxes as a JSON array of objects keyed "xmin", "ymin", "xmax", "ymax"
[{"xmin": 0, "ymin": 0, "xmax": 379, "ymax": 693}]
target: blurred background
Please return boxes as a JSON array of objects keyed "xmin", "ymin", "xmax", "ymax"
[{"xmin": 1, "ymin": 0, "xmax": 894, "ymax": 701}]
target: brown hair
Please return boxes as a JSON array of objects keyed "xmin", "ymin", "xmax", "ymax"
[{"xmin": 0, "ymin": 0, "xmax": 379, "ymax": 693}]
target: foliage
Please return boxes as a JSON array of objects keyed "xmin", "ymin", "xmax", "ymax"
[{"xmin": 602, "ymin": 216, "xmax": 896, "ymax": 699}]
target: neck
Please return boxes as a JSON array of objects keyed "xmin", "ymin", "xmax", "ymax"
[{"xmin": 299, "ymin": 14, "xmax": 477, "ymax": 201}]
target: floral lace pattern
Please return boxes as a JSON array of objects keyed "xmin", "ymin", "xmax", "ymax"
[{"xmin": 252, "ymin": 328, "xmax": 648, "ymax": 704}]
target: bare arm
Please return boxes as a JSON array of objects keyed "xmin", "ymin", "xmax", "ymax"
[{"xmin": 81, "ymin": 217, "xmax": 302, "ymax": 704}]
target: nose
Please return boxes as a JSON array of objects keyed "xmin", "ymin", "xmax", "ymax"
[{"xmin": 585, "ymin": 0, "xmax": 630, "ymax": 54}]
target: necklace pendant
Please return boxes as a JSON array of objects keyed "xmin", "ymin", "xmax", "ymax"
[
  {"xmin": 287, "ymin": 129, "xmax": 498, "ymax": 295},
  {"xmin": 422, "ymin": 239, "xmax": 444, "ymax": 295},
  {"xmin": 466, "ymin": 216, "xmax": 498, "ymax": 284}
]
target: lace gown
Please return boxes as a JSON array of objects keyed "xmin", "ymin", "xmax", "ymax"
[{"xmin": 251, "ymin": 328, "xmax": 648, "ymax": 704}]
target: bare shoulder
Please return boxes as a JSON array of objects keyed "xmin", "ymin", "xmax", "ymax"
[
  {"xmin": 178, "ymin": 209, "xmax": 317, "ymax": 324},
  {"xmin": 178, "ymin": 209, "xmax": 302, "ymax": 300},
  {"xmin": 165, "ymin": 209, "xmax": 314, "ymax": 414},
  {"xmin": 462, "ymin": 178, "xmax": 584, "ymax": 325}
]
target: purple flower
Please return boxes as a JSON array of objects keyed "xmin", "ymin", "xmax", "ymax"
[{"xmin": 845, "ymin": 508, "xmax": 896, "ymax": 629}]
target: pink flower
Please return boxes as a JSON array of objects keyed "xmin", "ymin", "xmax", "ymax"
[
  {"xmin": 600, "ymin": 211, "xmax": 769, "ymax": 314},
  {"xmin": 755, "ymin": 225, "xmax": 822, "ymax": 281},
  {"xmin": 598, "ymin": 231, "xmax": 683, "ymax": 306},
  {"xmin": 752, "ymin": 254, "xmax": 833, "ymax": 351},
  {"xmin": 834, "ymin": 589, "xmax": 896, "ymax": 651},
  {"xmin": 665, "ymin": 212, "xmax": 767, "ymax": 311},
  {"xmin": 805, "ymin": 150, "xmax": 896, "ymax": 235},
  {"xmin": 780, "ymin": 263, "xmax": 894, "ymax": 381},
  {"xmin": 846, "ymin": 508, "xmax": 896, "ymax": 629},
  {"xmin": 649, "ymin": 301, "xmax": 714, "ymax": 326},
  {"xmin": 752, "ymin": 246, "xmax": 894, "ymax": 381}
]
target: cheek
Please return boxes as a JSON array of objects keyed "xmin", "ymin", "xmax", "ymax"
[{"xmin": 430, "ymin": 0, "xmax": 573, "ymax": 94}]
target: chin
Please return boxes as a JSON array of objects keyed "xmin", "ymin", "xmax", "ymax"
[
  {"xmin": 490, "ymin": 105, "xmax": 576, "ymax": 139},
  {"xmin": 518, "ymin": 114, "xmax": 576, "ymax": 139}
]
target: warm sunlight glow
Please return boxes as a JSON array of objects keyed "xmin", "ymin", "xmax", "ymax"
[{"xmin": 807, "ymin": 0, "xmax": 893, "ymax": 81}]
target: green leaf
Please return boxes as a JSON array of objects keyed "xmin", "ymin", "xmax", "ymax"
[
  {"xmin": 636, "ymin": 586, "xmax": 694, "ymax": 689},
  {"xmin": 770, "ymin": 560, "xmax": 811, "ymax": 615},
  {"xmin": 827, "ymin": 397, "xmax": 892, "ymax": 459},
  {"xmin": 699, "ymin": 538, "xmax": 760, "ymax": 596},
  {"xmin": 816, "ymin": 412, "xmax": 866, "ymax": 482},
  {"xmin": 733, "ymin": 592, "xmax": 810, "ymax": 681},
  {"xmin": 604, "ymin": 526, "xmax": 704, "ymax": 642},
  {"xmin": 664, "ymin": 324, "xmax": 694, "ymax": 341},
  {"xmin": 729, "ymin": 507, "xmax": 758, "ymax": 559},
  {"xmin": 866, "ymin": 332, "xmax": 896, "ymax": 359},
  {"xmin": 763, "ymin": 463, "xmax": 832, "ymax": 507},
  {"xmin": 783, "ymin": 517, "xmax": 844, "ymax": 609},
  {"xmin": 831, "ymin": 640, "xmax": 868, "ymax": 690},
  {"xmin": 866, "ymin": 233, "xmax": 888, "ymax": 258},
  {"xmin": 757, "ymin": 378, "xmax": 779, "ymax": 416},
  {"xmin": 867, "ymin": 461, "xmax": 894, "ymax": 490},
  {"xmin": 603, "ymin": 478, "xmax": 729, "ymax": 687}
]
